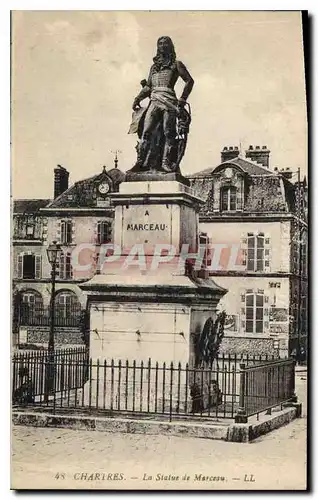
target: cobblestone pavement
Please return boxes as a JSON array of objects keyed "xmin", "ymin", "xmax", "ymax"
[{"xmin": 11, "ymin": 374, "xmax": 307, "ymax": 491}]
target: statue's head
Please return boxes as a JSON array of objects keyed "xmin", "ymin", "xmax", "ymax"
[{"xmin": 155, "ymin": 36, "xmax": 176, "ymax": 60}]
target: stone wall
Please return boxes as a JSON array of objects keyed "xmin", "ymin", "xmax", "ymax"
[
  {"xmin": 219, "ymin": 337, "xmax": 279, "ymax": 356},
  {"xmin": 20, "ymin": 326, "xmax": 84, "ymax": 346}
]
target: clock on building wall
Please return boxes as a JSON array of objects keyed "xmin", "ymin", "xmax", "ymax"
[
  {"xmin": 224, "ymin": 167, "xmax": 234, "ymax": 179},
  {"xmin": 98, "ymin": 182, "xmax": 110, "ymax": 195}
]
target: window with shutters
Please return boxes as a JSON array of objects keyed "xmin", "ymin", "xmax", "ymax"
[
  {"xmin": 97, "ymin": 221, "xmax": 111, "ymax": 244},
  {"xmin": 220, "ymin": 186, "xmax": 237, "ymax": 212},
  {"xmin": 247, "ymin": 233, "xmax": 265, "ymax": 271},
  {"xmin": 245, "ymin": 292, "xmax": 264, "ymax": 334},
  {"xmin": 59, "ymin": 252, "xmax": 72, "ymax": 280},
  {"xmin": 60, "ymin": 220, "xmax": 72, "ymax": 244},
  {"xmin": 18, "ymin": 253, "xmax": 42, "ymax": 279}
]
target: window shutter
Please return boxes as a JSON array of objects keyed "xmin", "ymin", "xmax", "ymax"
[
  {"xmin": 95, "ymin": 251, "xmax": 100, "ymax": 274},
  {"xmin": 236, "ymin": 193, "xmax": 242, "ymax": 211},
  {"xmin": 35, "ymin": 255, "xmax": 42, "ymax": 279},
  {"xmin": 66, "ymin": 221, "xmax": 72, "ymax": 244},
  {"xmin": 97, "ymin": 221, "xmax": 101, "ymax": 245},
  {"xmin": 264, "ymin": 295, "xmax": 270, "ymax": 332},
  {"xmin": 105, "ymin": 221, "xmax": 111, "ymax": 243},
  {"xmin": 59, "ymin": 253, "xmax": 65, "ymax": 279},
  {"xmin": 241, "ymin": 235, "xmax": 247, "ymax": 268},
  {"xmin": 264, "ymin": 233, "xmax": 271, "ymax": 272},
  {"xmin": 42, "ymin": 217, "xmax": 48, "ymax": 243},
  {"xmin": 65, "ymin": 253, "xmax": 72, "ymax": 279},
  {"xmin": 70, "ymin": 220, "xmax": 75, "ymax": 244},
  {"xmin": 240, "ymin": 289, "xmax": 246, "ymax": 333},
  {"xmin": 57, "ymin": 220, "xmax": 62, "ymax": 244},
  {"xmin": 17, "ymin": 254, "xmax": 23, "ymax": 278}
]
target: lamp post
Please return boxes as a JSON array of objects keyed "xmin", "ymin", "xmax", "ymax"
[{"xmin": 45, "ymin": 241, "xmax": 62, "ymax": 398}]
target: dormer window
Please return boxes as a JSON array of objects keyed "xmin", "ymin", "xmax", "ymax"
[
  {"xmin": 26, "ymin": 224, "xmax": 35, "ymax": 239},
  {"xmin": 220, "ymin": 186, "xmax": 237, "ymax": 212}
]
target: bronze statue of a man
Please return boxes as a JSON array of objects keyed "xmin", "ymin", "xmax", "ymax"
[{"xmin": 129, "ymin": 36, "xmax": 194, "ymax": 173}]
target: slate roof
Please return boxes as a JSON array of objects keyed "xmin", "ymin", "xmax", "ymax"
[
  {"xmin": 13, "ymin": 199, "xmax": 51, "ymax": 214},
  {"xmin": 189, "ymin": 155, "xmax": 273, "ymax": 178},
  {"xmin": 106, "ymin": 167, "xmax": 126, "ymax": 185},
  {"xmin": 45, "ymin": 167, "xmax": 125, "ymax": 209}
]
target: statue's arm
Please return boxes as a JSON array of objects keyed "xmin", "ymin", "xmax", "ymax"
[
  {"xmin": 177, "ymin": 61, "xmax": 194, "ymax": 106},
  {"xmin": 132, "ymin": 67, "xmax": 153, "ymax": 110}
]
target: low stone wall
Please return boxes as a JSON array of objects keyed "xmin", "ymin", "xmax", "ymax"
[
  {"xmin": 21, "ymin": 327, "xmax": 84, "ymax": 346},
  {"xmin": 219, "ymin": 337, "xmax": 279, "ymax": 357},
  {"xmin": 12, "ymin": 403, "xmax": 301, "ymax": 442}
]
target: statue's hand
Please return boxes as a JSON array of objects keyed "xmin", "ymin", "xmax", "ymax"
[
  {"xmin": 132, "ymin": 98, "xmax": 141, "ymax": 111},
  {"xmin": 178, "ymin": 98, "xmax": 186, "ymax": 109}
]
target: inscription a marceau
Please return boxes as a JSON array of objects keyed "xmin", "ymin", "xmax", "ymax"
[{"xmin": 127, "ymin": 223, "xmax": 167, "ymax": 231}]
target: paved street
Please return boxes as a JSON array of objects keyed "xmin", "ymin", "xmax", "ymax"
[{"xmin": 11, "ymin": 373, "xmax": 307, "ymax": 491}]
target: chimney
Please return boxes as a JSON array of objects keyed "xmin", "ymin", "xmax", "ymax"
[
  {"xmin": 279, "ymin": 167, "xmax": 293, "ymax": 180},
  {"xmin": 245, "ymin": 145, "xmax": 270, "ymax": 168},
  {"xmin": 54, "ymin": 165, "xmax": 69, "ymax": 199},
  {"xmin": 221, "ymin": 146, "xmax": 239, "ymax": 163}
]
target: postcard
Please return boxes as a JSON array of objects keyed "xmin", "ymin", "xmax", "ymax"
[{"xmin": 11, "ymin": 10, "xmax": 308, "ymax": 490}]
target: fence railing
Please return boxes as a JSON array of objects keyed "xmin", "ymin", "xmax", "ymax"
[
  {"xmin": 11, "ymin": 353, "xmax": 295, "ymax": 422},
  {"xmin": 12, "ymin": 347, "xmax": 89, "ymax": 405},
  {"xmin": 235, "ymin": 359, "xmax": 296, "ymax": 423},
  {"xmin": 19, "ymin": 304, "xmax": 82, "ymax": 328}
]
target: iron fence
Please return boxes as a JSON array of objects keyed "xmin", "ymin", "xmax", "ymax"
[
  {"xmin": 235, "ymin": 359, "xmax": 296, "ymax": 423},
  {"xmin": 19, "ymin": 304, "xmax": 82, "ymax": 328},
  {"xmin": 12, "ymin": 347, "xmax": 89, "ymax": 405},
  {"xmin": 11, "ymin": 353, "xmax": 295, "ymax": 421}
]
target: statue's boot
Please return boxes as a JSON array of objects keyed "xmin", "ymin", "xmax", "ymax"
[
  {"xmin": 132, "ymin": 138, "xmax": 150, "ymax": 171},
  {"xmin": 161, "ymin": 142, "xmax": 176, "ymax": 172}
]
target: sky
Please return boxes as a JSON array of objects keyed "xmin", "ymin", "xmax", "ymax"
[{"xmin": 11, "ymin": 10, "xmax": 307, "ymax": 199}]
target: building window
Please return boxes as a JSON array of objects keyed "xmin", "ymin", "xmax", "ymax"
[
  {"xmin": 199, "ymin": 232, "xmax": 211, "ymax": 268},
  {"xmin": 247, "ymin": 233, "xmax": 264, "ymax": 271},
  {"xmin": 59, "ymin": 252, "xmax": 72, "ymax": 280},
  {"xmin": 19, "ymin": 290, "xmax": 44, "ymax": 324},
  {"xmin": 26, "ymin": 224, "xmax": 35, "ymax": 239},
  {"xmin": 97, "ymin": 221, "xmax": 111, "ymax": 244},
  {"xmin": 17, "ymin": 254, "xmax": 42, "ymax": 279},
  {"xmin": 245, "ymin": 292, "xmax": 264, "ymax": 333},
  {"xmin": 60, "ymin": 220, "xmax": 72, "ymax": 244},
  {"xmin": 21, "ymin": 290, "xmax": 43, "ymax": 307},
  {"xmin": 55, "ymin": 291, "xmax": 81, "ymax": 325},
  {"xmin": 220, "ymin": 186, "xmax": 237, "ymax": 212}
]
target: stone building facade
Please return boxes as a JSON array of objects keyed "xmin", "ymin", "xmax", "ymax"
[
  {"xmin": 12, "ymin": 162, "xmax": 125, "ymax": 347},
  {"xmin": 189, "ymin": 145, "xmax": 308, "ymax": 358}
]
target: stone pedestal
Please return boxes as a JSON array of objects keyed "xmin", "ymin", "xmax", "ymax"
[
  {"xmin": 80, "ymin": 179, "xmax": 227, "ymax": 408},
  {"xmin": 112, "ymin": 180, "xmax": 200, "ymax": 257}
]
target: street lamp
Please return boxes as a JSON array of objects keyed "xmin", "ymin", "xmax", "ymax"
[
  {"xmin": 46, "ymin": 241, "xmax": 62, "ymax": 352},
  {"xmin": 45, "ymin": 241, "xmax": 62, "ymax": 398}
]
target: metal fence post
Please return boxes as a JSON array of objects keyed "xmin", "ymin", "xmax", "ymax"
[
  {"xmin": 290, "ymin": 359, "xmax": 298, "ymax": 402},
  {"xmin": 235, "ymin": 363, "xmax": 248, "ymax": 423}
]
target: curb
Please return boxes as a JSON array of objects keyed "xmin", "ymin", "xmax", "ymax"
[
  {"xmin": 12, "ymin": 412, "xmax": 229, "ymax": 441},
  {"xmin": 226, "ymin": 403, "xmax": 301, "ymax": 443},
  {"xmin": 12, "ymin": 404, "xmax": 301, "ymax": 443}
]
